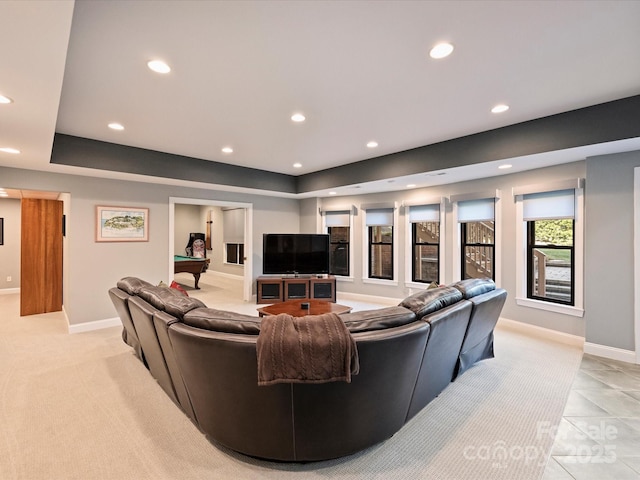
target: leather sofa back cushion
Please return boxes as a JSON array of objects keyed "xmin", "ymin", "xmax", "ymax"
[
  {"xmin": 399, "ymin": 286, "xmax": 463, "ymax": 319},
  {"xmin": 164, "ymin": 295, "xmax": 206, "ymax": 319},
  {"xmin": 183, "ymin": 308, "xmax": 262, "ymax": 335},
  {"xmin": 117, "ymin": 277, "xmax": 153, "ymax": 295},
  {"xmin": 340, "ymin": 306, "xmax": 416, "ymax": 333},
  {"xmin": 137, "ymin": 285, "xmax": 204, "ymax": 318},
  {"xmin": 450, "ymin": 278, "xmax": 496, "ymax": 299},
  {"xmin": 138, "ymin": 285, "xmax": 182, "ymax": 310}
]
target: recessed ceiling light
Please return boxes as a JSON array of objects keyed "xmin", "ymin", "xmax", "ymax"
[
  {"xmin": 429, "ymin": 42, "xmax": 454, "ymax": 59},
  {"xmin": 108, "ymin": 122, "xmax": 124, "ymax": 131},
  {"xmin": 293, "ymin": 162, "xmax": 302, "ymax": 168},
  {"xmin": 329, "ymin": 191, "xmax": 337, "ymax": 195},
  {"xmin": 498, "ymin": 164, "xmax": 512, "ymax": 169},
  {"xmin": 491, "ymin": 104, "xmax": 509, "ymax": 114},
  {"xmin": 367, "ymin": 141, "xmax": 378, "ymax": 148},
  {"xmin": 0, "ymin": 147, "xmax": 20, "ymax": 154},
  {"xmin": 407, "ymin": 184, "xmax": 417, "ymax": 188},
  {"xmin": 291, "ymin": 113, "xmax": 306, "ymax": 123},
  {"xmin": 0, "ymin": 94, "xmax": 13, "ymax": 104},
  {"xmin": 221, "ymin": 146, "xmax": 233, "ymax": 154},
  {"xmin": 147, "ymin": 60, "xmax": 171, "ymax": 74}
]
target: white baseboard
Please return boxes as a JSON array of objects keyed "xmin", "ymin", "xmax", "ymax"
[
  {"xmin": 208, "ymin": 270, "xmax": 244, "ymax": 280},
  {"xmin": 337, "ymin": 291, "xmax": 401, "ymax": 306},
  {"xmin": 68, "ymin": 316, "xmax": 121, "ymax": 334},
  {"xmin": 0, "ymin": 287, "xmax": 20, "ymax": 295},
  {"xmin": 497, "ymin": 317, "xmax": 585, "ymax": 348},
  {"xmin": 584, "ymin": 342, "xmax": 638, "ymax": 365}
]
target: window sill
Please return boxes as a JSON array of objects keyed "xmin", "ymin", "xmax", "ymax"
[
  {"xmin": 363, "ymin": 278, "xmax": 398, "ymax": 287},
  {"xmin": 405, "ymin": 281, "xmax": 434, "ymax": 290},
  {"xmin": 335, "ymin": 276, "xmax": 354, "ymax": 283},
  {"xmin": 516, "ymin": 297, "xmax": 584, "ymax": 317}
]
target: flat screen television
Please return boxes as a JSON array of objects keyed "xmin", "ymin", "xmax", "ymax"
[{"xmin": 263, "ymin": 233, "xmax": 330, "ymax": 275}]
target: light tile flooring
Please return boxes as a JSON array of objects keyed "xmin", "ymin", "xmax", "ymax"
[{"xmin": 543, "ymin": 353, "xmax": 640, "ymax": 479}]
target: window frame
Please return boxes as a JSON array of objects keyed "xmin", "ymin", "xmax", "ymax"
[
  {"xmin": 368, "ymin": 225, "xmax": 394, "ymax": 280},
  {"xmin": 526, "ymin": 219, "xmax": 575, "ymax": 306},
  {"xmin": 224, "ymin": 242, "xmax": 244, "ymax": 265},
  {"xmin": 412, "ymin": 222, "xmax": 440, "ymax": 283},
  {"xmin": 328, "ymin": 225, "xmax": 350, "ymax": 277},
  {"xmin": 460, "ymin": 220, "xmax": 495, "ymax": 281}
]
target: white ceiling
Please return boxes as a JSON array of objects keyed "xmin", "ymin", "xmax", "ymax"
[{"xmin": 1, "ymin": 0, "xmax": 640, "ymax": 198}]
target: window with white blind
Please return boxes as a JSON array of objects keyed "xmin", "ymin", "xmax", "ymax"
[
  {"xmin": 514, "ymin": 180, "xmax": 584, "ymax": 316},
  {"xmin": 455, "ymin": 196, "xmax": 496, "ymax": 281},
  {"xmin": 223, "ymin": 208, "xmax": 245, "ymax": 265},
  {"xmin": 362, "ymin": 204, "xmax": 396, "ymax": 282},
  {"xmin": 407, "ymin": 203, "xmax": 441, "ymax": 284},
  {"xmin": 323, "ymin": 209, "xmax": 352, "ymax": 277}
]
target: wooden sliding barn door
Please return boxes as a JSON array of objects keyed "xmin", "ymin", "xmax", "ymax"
[{"xmin": 20, "ymin": 198, "xmax": 63, "ymax": 316}]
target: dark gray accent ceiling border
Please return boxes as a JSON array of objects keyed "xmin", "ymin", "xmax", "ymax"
[
  {"xmin": 297, "ymin": 94, "xmax": 640, "ymax": 193},
  {"xmin": 50, "ymin": 134, "xmax": 297, "ymax": 194},
  {"xmin": 51, "ymin": 95, "xmax": 640, "ymax": 195}
]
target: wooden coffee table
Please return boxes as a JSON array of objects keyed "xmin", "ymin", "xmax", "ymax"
[{"xmin": 257, "ymin": 299, "xmax": 352, "ymax": 317}]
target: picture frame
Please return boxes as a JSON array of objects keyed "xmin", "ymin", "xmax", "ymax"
[{"xmin": 96, "ymin": 206, "xmax": 149, "ymax": 242}]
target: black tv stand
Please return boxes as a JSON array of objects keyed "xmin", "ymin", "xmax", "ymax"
[{"xmin": 257, "ymin": 275, "xmax": 336, "ymax": 304}]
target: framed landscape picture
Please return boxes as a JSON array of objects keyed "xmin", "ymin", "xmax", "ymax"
[{"xmin": 96, "ymin": 206, "xmax": 149, "ymax": 242}]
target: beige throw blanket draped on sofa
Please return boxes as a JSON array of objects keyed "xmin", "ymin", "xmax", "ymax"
[{"xmin": 257, "ymin": 313, "xmax": 359, "ymax": 386}]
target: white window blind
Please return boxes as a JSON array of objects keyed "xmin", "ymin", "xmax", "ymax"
[
  {"xmin": 223, "ymin": 208, "xmax": 244, "ymax": 243},
  {"xmin": 457, "ymin": 198, "xmax": 495, "ymax": 222},
  {"xmin": 409, "ymin": 204, "xmax": 439, "ymax": 223},
  {"xmin": 523, "ymin": 189, "xmax": 575, "ymax": 220},
  {"xmin": 365, "ymin": 208, "xmax": 393, "ymax": 226},
  {"xmin": 325, "ymin": 211, "xmax": 350, "ymax": 227}
]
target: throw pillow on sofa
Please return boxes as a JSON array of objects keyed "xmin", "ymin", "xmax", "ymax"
[
  {"xmin": 169, "ymin": 280, "xmax": 189, "ymax": 296},
  {"xmin": 450, "ymin": 277, "xmax": 496, "ymax": 299},
  {"xmin": 399, "ymin": 286, "xmax": 463, "ymax": 320}
]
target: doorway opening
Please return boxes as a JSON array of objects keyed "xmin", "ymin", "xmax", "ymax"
[
  {"xmin": 169, "ymin": 197, "xmax": 253, "ymax": 303},
  {"xmin": 0, "ymin": 188, "xmax": 69, "ymax": 316}
]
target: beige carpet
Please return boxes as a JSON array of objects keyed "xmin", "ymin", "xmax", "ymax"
[{"xmin": 0, "ymin": 292, "xmax": 582, "ymax": 479}]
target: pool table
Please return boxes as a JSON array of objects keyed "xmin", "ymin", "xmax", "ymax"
[{"xmin": 174, "ymin": 255, "xmax": 210, "ymax": 289}]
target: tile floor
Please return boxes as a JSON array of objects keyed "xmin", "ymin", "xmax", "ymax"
[{"xmin": 543, "ymin": 353, "xmax": 640, "ymax": 479}]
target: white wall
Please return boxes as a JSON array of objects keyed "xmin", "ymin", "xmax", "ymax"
[
  {"xmin": 0, "ymin": 198, "xmax": 21, "ymax": 290},
  {"xmin": 174, "ymin": 204, "xmax": 202, "ymax": 256},
  {"xmin": 585, "ymin": 150, "xmax": 640, "ymax": 352},
  {"xmin": 6, "ymin": 149, "xmax": 637, "ymax": 352},
  {"xmin": 0, "ymin": 166, "xmax": 300, "ymax": 326}
]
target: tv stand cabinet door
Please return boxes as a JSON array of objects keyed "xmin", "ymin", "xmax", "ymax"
[
  {"xmin": 257, "ymin": 277, "xmax": 283, "ymax": 304},
  {"xmin": 284, "ymin": 278, "xmax": 310, "ymax": 301},
  {"xmin": 310, "ymin": 277, "xmax": 336, "ymax": 302}
]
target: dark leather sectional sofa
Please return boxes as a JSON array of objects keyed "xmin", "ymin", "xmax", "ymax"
[{"xmin": 109, "ymin": 276, "xmax": 506, "ymax": 462}]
